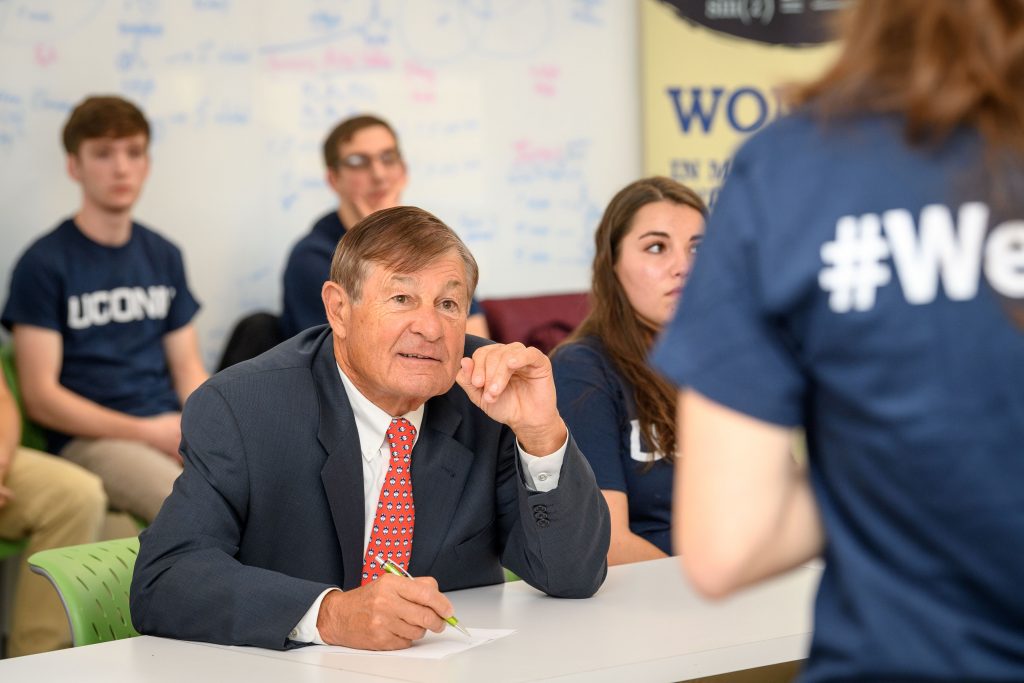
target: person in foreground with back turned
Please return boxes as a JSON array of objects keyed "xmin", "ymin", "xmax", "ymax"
[
  {"xmin": 653, "ymin": 1, "xmax": 1024, "ymax": 681},
  {"xmin": 131, "ymin": 206, "xmax": 609, "ymax": 651}
]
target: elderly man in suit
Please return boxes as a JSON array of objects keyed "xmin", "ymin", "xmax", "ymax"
[{"xmin": 130, "ymin": 206, "xmax": 610, "ymax": 651}]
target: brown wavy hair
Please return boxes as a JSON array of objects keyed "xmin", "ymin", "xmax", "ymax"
[
  {"xmin": 331, "ymin": 206, "xmax": 478, "ymax": 303},
  {"xmin": 560, "ymin": 177, "xmax": 706, "ymax": 464},
  {"xmin": 791, "ymin": 0, "xmax": 1024, "ymax": 326},
  {"xmin": 63, "ymin": 96, "xmax": 150, "ymax": 155}
]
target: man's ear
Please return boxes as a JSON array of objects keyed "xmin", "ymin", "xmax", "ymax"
[
  {"xmin": 322, "ymin": 280, "xmax": 350, "ymax": 340},
  {"xmin": 393, "ymin": 162, "xmax": 409, "ymax": 198},
  {"xmin": 66, "ymin": 154, "xmax": 82, "ymax": 182},
  {"xmin": 325, "ymin": 166, "xmax": 343, "ymax": 199}
]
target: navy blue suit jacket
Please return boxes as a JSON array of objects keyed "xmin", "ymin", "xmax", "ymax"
[{"xmin": 130, "ymin": 326, "xmax": 610, "ymax": 649}]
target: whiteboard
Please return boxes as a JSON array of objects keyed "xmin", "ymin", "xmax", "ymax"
[{"xmin": 0, "ymin": 0, "xmax": 639, "ymax": 365}]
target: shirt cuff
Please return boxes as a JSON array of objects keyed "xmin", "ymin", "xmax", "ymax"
[
  {"xmin": 288, "ymin": 587, "xmax": 339, "ymax": 644},
  {"xmin": 516, "ymin": 434, "xmax": 568, "ymax": 492}
]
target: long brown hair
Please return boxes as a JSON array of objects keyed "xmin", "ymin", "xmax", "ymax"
[
  {"xmin": 561, "ymin": 177, "xmax": 706, "ymax": 464},
  {"xmin": 790, "ymin": 0, "xmax": 1024, "ymax": 156},
  {"xmin": 791, "ymin": 0, "xmax": 1024, "ymax": 326}
]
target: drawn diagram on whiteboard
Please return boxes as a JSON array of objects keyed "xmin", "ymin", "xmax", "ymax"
[
  {"xmin": 397, "ymin": 0, "xmax": 552, "ymax": 63},
  {"xmin": 0, "ymin": 0, "xmax": 104, "ymax": 43},
  {"xmin": 257, "ymin": 0, "xmax": 390, "ymax": 55}
]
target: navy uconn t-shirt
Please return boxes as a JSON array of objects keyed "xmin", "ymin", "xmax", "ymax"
[
  {"xmin": 552, "ymin": 336, "xmax": 673, "ymax": 554},
  {"xmin": 2, "ymin": 219, "xmax": 200, "ymax": 452},
  {"xmin": 653, "ymin": 112, "xmax": 1024, "ymax": 681}
]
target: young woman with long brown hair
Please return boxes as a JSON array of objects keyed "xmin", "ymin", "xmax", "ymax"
[
  {"xmin": 551, "ymin": 177, "xmax": 705, "ymax": 565},
  {"xmin": 653, "ymin": 1, "xmax": 1024, "ymax": 680}
]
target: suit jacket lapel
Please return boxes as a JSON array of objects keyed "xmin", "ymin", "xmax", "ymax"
[
  {"xmin": 409, "ymin": 393, "xmax": 475, "ymax": 576},
  {"xmin": 313, "ymin": 335, "xmax": 366, "ymax": 591}
]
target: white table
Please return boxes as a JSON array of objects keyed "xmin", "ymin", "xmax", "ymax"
[{"xmin": 0, "ymin": 557, "xmax": 820, "ymax": 682}]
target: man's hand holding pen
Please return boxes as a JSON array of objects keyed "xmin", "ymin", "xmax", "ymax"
[{"xmin": 315, "ymin": 574, "xmax": 454, "ymax": 651}]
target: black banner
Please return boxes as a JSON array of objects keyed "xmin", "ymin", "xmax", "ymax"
[{"xmin": 658, "ymin": 0, "xmax": 846, "ymax": 45}]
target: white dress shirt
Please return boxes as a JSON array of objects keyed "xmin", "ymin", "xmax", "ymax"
[{"xmin": 289, "ymin": 363, "xmax": 567, "ymax": 643}]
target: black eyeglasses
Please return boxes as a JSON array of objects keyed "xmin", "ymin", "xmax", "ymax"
[{"xmin": 338, "ymin": 149, "xmax": 403, "ymax": 171}]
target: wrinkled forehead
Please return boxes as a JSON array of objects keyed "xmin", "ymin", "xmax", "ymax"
[{"xmin": 364, "ymin": 253, "xmax": 470, "ymax": 299}]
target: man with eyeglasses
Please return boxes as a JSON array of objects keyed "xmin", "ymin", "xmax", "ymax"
[{"xmin": 281, "ymin": 114, "xmax": 490, "ymax": 340}]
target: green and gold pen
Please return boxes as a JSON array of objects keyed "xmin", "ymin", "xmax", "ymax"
[{"xmin": 375, "ymin": 553, "xmax": 471, "ymax": 637}]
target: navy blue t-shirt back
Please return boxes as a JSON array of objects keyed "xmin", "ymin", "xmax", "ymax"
[{"xmin": 653, "ymin": 112, "xmax": 1024, "ymax": 682}]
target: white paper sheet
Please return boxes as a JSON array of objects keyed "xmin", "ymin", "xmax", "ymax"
[{"xmin": 299, "ymin": 627, "xmax": 516, "ymax": 659}]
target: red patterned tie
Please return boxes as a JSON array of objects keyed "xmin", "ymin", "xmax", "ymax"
[{"xmin": 361, "ymin": 417, "xmax": 416, "ymax": 585}]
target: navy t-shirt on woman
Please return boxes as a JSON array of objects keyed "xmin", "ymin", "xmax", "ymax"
[{"xmin": 552, "ymin": 335, "xmax": 673, "ymax": 555}]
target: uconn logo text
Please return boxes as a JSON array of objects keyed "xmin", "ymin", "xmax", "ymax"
[{"xmin": 67, "ymin": 286, "xmax": 175, "ymax": 329}]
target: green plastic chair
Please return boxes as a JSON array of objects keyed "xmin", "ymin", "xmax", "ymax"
[
  {"xmin": 0, "ymin": 343, "xmax": 47, "ymax": 452},
  {"xmin": 27, "ymin": 537, "xmax": 141, "ymax": 646},
  {"xmin": 0, "ymin": 537, "xmax": 28, "ymax": 560}
]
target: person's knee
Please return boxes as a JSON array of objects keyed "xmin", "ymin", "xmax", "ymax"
[
  {"xmin": 78, "ymin": 469, "xmax": 108, "ymax": 514},
  {"xmin": 54, "ymin": 466, "xmax": 108, "ymax": 521}
]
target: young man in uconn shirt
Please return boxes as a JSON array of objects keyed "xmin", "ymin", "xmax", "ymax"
[{"xmin": 1, "ymin": 95, "xmax": 207, "ymax": 523}]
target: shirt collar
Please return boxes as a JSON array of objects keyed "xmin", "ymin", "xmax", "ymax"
[{"xmin": 336, "ymin": 364, "xmax": 424, "ymax": 463}]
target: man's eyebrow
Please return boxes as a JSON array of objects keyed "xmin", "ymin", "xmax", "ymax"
[
  {"xmin": 346, "ymin": 146, "xmax": 398, "ymax": 156},
  {"xmin": 388, "ymin": 275, "xmax": 417, "ymax": 286},
  {"xmin": 385, "ymin": 275, "xmax": 464, "ymax": 296}
]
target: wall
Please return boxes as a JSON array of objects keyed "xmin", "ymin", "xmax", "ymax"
[{"xmin": 0, "ymin": 0, "xmax": 639, "ymax": 364}]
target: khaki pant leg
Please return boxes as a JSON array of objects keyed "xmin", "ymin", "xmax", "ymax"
[
  {"xmin": 0, "ymin": 448, "xmax": 106, "ymax": 657},
  {"xmin": 61, "ymin": 438, "xmax": 182, "ymax": 523}
]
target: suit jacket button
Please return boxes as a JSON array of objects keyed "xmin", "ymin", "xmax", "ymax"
[{"xmin": 537, "ymin": 519, "xmax": 550, "ymax": 528}]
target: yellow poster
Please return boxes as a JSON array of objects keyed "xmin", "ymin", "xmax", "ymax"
[{"xmin": 642, "ymin": 0, "xmax": 841, "ymax": 206}]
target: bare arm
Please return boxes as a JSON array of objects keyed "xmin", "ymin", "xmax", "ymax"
[
  {"xmin": 675, "ymin": 389, "xmax": 824, "ymax": 598},
  {"xmin": 0, "ymin": 377, "xmax": 19, "ymax": 506},
  {"xmin": 13, "ymin": 324, "xmax": 181, "ymax": 458},
  {"xmin": 603, "ymin": 489, "xmax": 668, "ymax": 565},
  {"xmin": 162, "ymin": 323, "xmax": 208, "ymax": 405}
]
